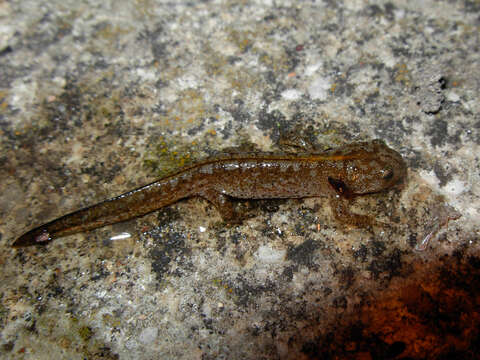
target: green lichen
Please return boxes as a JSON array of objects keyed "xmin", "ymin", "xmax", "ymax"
[
  {"xmin": 203, "ymin": 46, "xmax": 259, "ymax": 93},
  {"xmin": 204, "ymin": 48, "xmax": 229, "ymax": 77},
  {"xmin": 0, "ymin": 302, "xmax": 7, "ymax": 328},
  {"xmin": 142, "ymin": 135, "xmax": 201, "ymax": 177},
  {"xmin": 0, "ymin": 90, "xmax": 8, "ymax": 113},
  {"xmin": 174, "ymin": 89, "xmax": 208, "ymax": 122},
  {"xmin": 228, "ymin": 29, "xmax": 255, "ymax": 53},
  {"xmin": 394, "ymin": 63, "xmax": 411, "ymax": 86},
  {"xmin": 78, "ymin": 326, "xmax": 94, "ymax": 342},
  {"xmin": 142, "ymin": 132, "xmax": 258, "ymax": 178},
  {"xmin": 212, "ymin": 278, "xmax": 236, "ymax": 300},
  {"xmin": 102, "ymin": 313, "xmax": 122, "ymax": 328}
]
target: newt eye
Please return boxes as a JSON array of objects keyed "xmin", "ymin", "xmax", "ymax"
[{"xmin": 382, "ymin": 168, "xmax": 394, "ymax": 181}]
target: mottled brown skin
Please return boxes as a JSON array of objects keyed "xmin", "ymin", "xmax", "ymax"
[{"xmin": 13, "ymin": 140, "xmax": 406, "ymax": 248}]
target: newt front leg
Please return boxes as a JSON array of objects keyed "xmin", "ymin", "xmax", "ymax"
[
  {"xmin": 330, "ymin": 196, "xmax": 376, "ymax": 228},
  {"xmin": 326, "ymin": 176, "xmax": 375, "ymax": 228}
]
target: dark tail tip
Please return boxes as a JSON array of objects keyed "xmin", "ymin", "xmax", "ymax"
[{"xmin": 12, "ymin": 228, "xmax": 52, "ymax": 248}]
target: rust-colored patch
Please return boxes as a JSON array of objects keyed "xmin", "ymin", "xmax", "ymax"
[{"xmin": 299, "ymin": 254, "xmax": 480, "ymax": 359}]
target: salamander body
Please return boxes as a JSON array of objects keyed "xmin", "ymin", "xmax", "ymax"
[{"xmin": 13, "ymin": 139, "xmax": 406, "ymax": 247}]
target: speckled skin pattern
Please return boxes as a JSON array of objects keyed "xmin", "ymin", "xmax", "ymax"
[{"xmin": 13, "ymin": 140, "xmax": 405, "ymax": 247}]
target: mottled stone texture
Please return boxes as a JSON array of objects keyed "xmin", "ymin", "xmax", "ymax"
[{"xmin": 0, "ymin": 0, "xmax": 479, "ymax": 359}]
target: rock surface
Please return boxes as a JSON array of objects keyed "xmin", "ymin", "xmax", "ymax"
[{"xmin": 1, "ymin": 1, "xmax": 479, "ymax": 359}]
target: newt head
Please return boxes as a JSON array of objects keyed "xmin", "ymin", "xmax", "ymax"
[{"xmin": 328, "ymin": 140, "xmax": 407, "ymax": 196}]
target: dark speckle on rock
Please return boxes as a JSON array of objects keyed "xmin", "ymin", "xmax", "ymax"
[
  {"xmin": 186, "ymin": 121, "xmax": 205, "ymax": 136},
  {"xmin": 333, "ymin": 296, "xmax": 347, "ymax": 309},
  {"xmin": 287, "ymin": 239, "xmax": 319, "ymax": 269},
  {"xmin": 408, "ymin": 232, "xmax": 418, "ymax": 248},
  {"xmin": 374, "ymin": 118, "xmax": 409, "ymax": 145},
  {"xmin": 219, "ymin": 119, "xmax": 232, "ymax": 139},
  {"xmin": 256, "ymin": 108, "xmax": 289, "ymax": 141},
  {"xmin": 368, "ymin": 248, "xmax": 403, "ymax": 280},
  {"xmin": 370, "ymin": 239, "xmax": 386, "ymax": 257},
  {"xmin": 281, "ymin": 265, "xmax": 294, "ymax": 282},
  {"xmin": 148, "ymin": 229, "xmax": 191, "ymax": 282},
  {"xmin": 1, "ymin": 342, "xmax": 14, "ymax": 353},
  {"xmin": 0, "ymin": 45, "xmax": 13, "ymax": 57},
  {"xmin": 230, "ymin": 107, "xmax": 250, "ymax": 123},
  {"xmin": 339, "ymin": 266, "xmax": 355, "ymax": 289},
  {"xmin": 365, "ymin": 4, "xmax": 383, "ymax": 17},
  {"xmin": 427, "ymin": 118, "xmax": 448, "ymax": 147},
  {"xmin": 433, "ymin": 161, "xmax": 453, "ymax": 187},
  {"xmin": 331, "ymin": 75, "xmax": 354, "ymax": 98},
  {"xmin": 353, "ymin": 244, "xmax": 368, "ymax": 262}
]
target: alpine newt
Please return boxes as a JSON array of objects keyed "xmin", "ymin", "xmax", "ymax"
[{"xmin": 13, "ymin": 139, "xmax": 406, "ymax": 247}]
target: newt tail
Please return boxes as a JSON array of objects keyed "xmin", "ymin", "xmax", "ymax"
[{"xmin": 12, "ymin": 170, "xmax": 198, "ymax": 247}]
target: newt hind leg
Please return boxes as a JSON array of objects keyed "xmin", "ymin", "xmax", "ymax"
[
  {"xmin": 199, "ymin": 189, "xmax": 243, "ymax": 224},
  {"xmin": 277, "ymin": 125, "xmax": 316, "ymax": 153}
]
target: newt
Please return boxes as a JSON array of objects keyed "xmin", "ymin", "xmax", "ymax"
[{"xmin": 12, "ymin": 139, "xmax": 406, "ymax": 248}]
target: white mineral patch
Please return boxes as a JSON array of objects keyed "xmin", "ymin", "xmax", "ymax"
[
  {"xmin": 419, "ymin": 169, "xmax": 440, "ymax": 189},
  {"xmin": 139, "ymin": 327, "xmax": 158, "ymax": 344},
  {"xmin": 305, "ymin": 61, "xmax": 323, "ymax": 76},
  {"xmin": 446, "ymin": 91, "xmax": 460, "ymax": 102},
  {"xmin": 421, "ymin": 170, "xmax": 469, "ymax": 196},
  {"xmin": 9, "ymin": 79, "xmax": 38, "ymax": 121},
  {"xmin": 176, "ymin": 74, "xmax": 199, "ymax": 90},
  {"xmin": 136, "ymin": 68, "xmax": 157, "ymax": 82},
  {"xmin": 254, "ymin": 244, "xmax": 286, "ymax": 264},
  {"xmin": 443, "ymin": 178, "xmax": 468, "ymax": 196},
  {"xmin": 308, "ymin": 76, "xmax": 331, "ymax": 100},
  {"xmin": 281, "ymin": 89, "xmax": 302, "ymax": 100},
  {"xmin": 66, "ymin": 142, "xmax": 85, "ymax": 164},
  {"xmin": 110, "ymin": 232, "xmax": 132, "ymax": 241}
]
